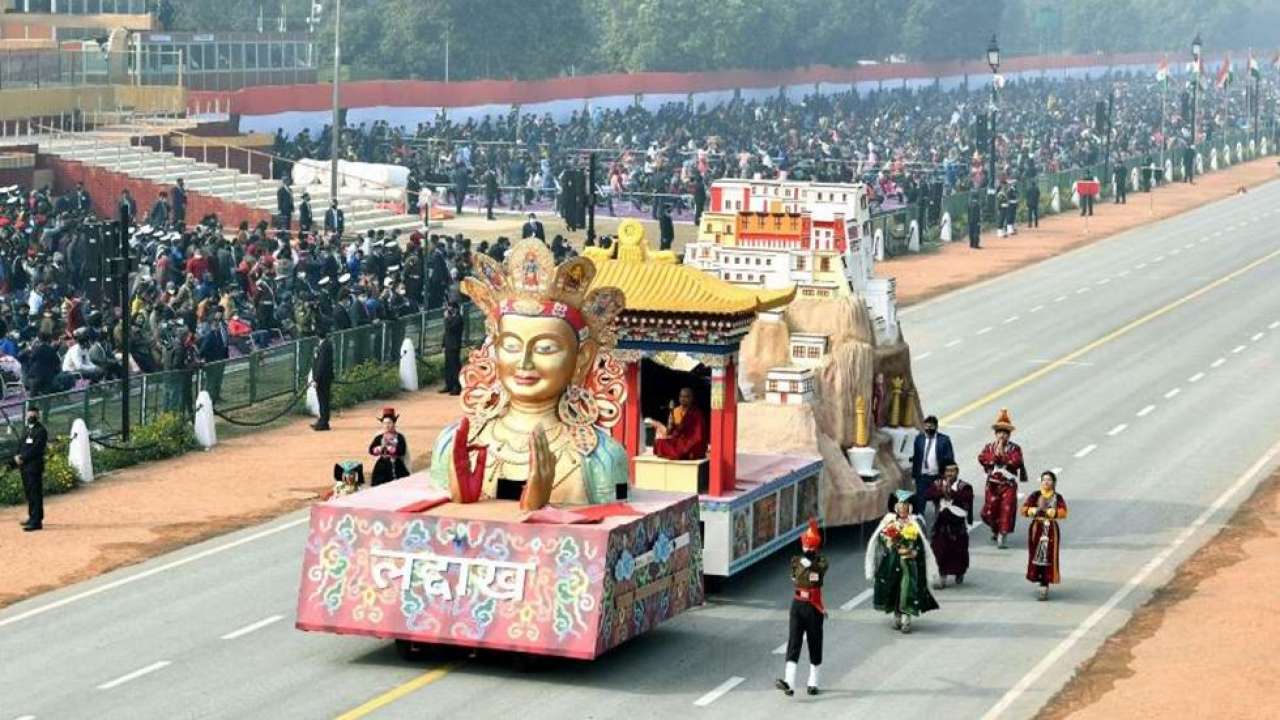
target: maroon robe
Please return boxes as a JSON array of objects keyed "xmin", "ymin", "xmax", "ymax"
[
  {"xmin": 978, "ymin": 440, "xmax": 1026, "ymax": 535},
  {"xmin": 654, "ymin": 404, "xmax": 708, "ymax": 461},
  {"xmin": 1023, "ymin": 492, "xmax": 1067, "ymax": 584},
  {"xmin": 924, "ymin": 477, "xmax": 972, "ymax": 577}
]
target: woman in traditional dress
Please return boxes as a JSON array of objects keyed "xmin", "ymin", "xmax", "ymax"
[
  {"xmin": 924, "ymin": 463, "xmax": 972, "ymax": 587},
  {"xmin": 866, "ymin": 489, "xmax": 940, "ymax": 633},
  {"xmin": 369, "ymin": 407, "xmax": 410, "ymax": 486},
  {"xmin": 978, "ymin": 408, "xmax": 1027, "ymax": 548},
  {"xmin": 1022, "ymin": 470, "xmax": 1068, "ymax": 601}
]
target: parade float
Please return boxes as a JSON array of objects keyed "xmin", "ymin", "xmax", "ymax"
[
  {"xmin": 584, "ymin": 222, "xmax": 823, "ymax": 578},
  {"xmin": 685, "ymin": 179, "xmax": 922, "ymax": 527},
  {"xmin": 296, "ymin": 239, "xmax": 702, "ymax": 659}
]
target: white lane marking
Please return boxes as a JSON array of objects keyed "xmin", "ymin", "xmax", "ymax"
[
  {"xmin": 0, "ymin": 516, "xmax": 310, "ymax": 629},
  {"xmin": 1136, "ymin": 263, "xmax": 1148, "ymax": 269},
  {"xmin": 945, "ymin": 339, "xmax": 962, "ymax": 348},
  {"xmin": 1213, "ymin": 230, "xmax": 1223, "ymax": 237},
  {"xmin": 1152, "ymin": 255, "xmax": 1166, "ymax": 263},
  {"xmin": 1107, "ymin": 424, "xmax": 1128, "ymax": 436},
  {"xmin": 1076, "ymin": 287, "xmax": 1091, "ymax": 294},
  {"xmin": 1231, "ymin": 345, "xmax": 1247, "ymax": 354},
  {"xmin": 1184, "ymin": 242, "xmax": 1195, "ymax": 249},
  {"xmin": 840, "ymin": 588, "xmax": 874, "ymax": 612},
  {"xmin": 1188, "ymin": 372, "xmax": 1206, "ymax": 383},
  {"xmin": 1054, "ymin": 295, "xmax": 1068, "ymax": 303},
  {"xmin": 694, "ymin": 677, "xmax": 745, "ymax": 706},
  {"xmin": 1116, "ymin": 269, "xmax": 1131, "ymax": 277},
  {"xmin": 14, "ymin": 716, "xmax": 36, "ymax": 720},
  {"xmin": 1252, "ymin": 332, "xmax": 1264, "ymax": 342},
  {"xmin": 981, "ymin": 435, "xmax": 1280, "ymax": 720},
  {"xmin": 1136, "ymin": 404, "xmax": 1156, "ymax": 417},
  {"xmin": 1095, "ymin": 278, "xmax": 1111, "ymax": 286},
  {"xmin": 1030, "ymin": 305, "xmax": 1045, "ymax": 313},
  {"xmin": 1169, "ymin": 249, "xmax": 1181, "ymax": 256},
  {"xmin": 1074, "ymin": 444, "xmax": 1098, "ymax": 458},
  {"xmin": 1164, "ymin": 387, "xmax": 1181, "ymax": 399},
  {"xmin": 1003, "ymin": 315, "xmax": 1020, "ymax": 324},
  {"xmin": 220, "ymin": 614, "xmax": 285, "ymax": 641},
  {"xmin": 1211, "ymin": 358, "xmax": 1227, "ymax": 368},
  {"xmin": 97, "ymin": 661, "xmax": 171, "ymax": 690},
  {"xmin": 916, "ymin": 351, "xmax": 933, "ymax": 360},
  {"xmin": 772, "ymin": 642, "xmax": 788, "ymax": 655},
  {"xmin": 1270, "ymin": 321, "xmax": 1280, "ymax": 330},
  {"xmin": 977, "ymin": 326, "xmax": 993, "ymax": 335}
]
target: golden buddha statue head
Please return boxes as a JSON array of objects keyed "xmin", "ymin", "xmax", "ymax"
[{"xmin": 458, "ymin": 239, "xmax": 627, "ymax": 447}]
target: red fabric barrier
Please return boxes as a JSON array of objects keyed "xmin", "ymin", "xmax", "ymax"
[
  {"xmin": 189, "ymin": 50, "xmax": 1200, "ymax": 118},
  {"xmin": 48, "ymin": 156, "xmax": 272, "ymax": 229}
]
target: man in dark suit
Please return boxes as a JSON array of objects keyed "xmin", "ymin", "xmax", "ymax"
[
  {"xmin": 276, "ymin": 181, "xmax": 294, "ymax": 230},
  {"xmin": 521, "ymin": 212, "xmax": 545, "ymax": 241},
  {"xmin": 324, "ymin": 200, "xmax": 345, "ymax": 237},
  {"xmin": 909, "ymin": 415, "xmax": 955, "ymax": 518},
  {"xmin": 198, "ymin": 308, "xmax": 230, "ymax": 403},
  {"xmin": 967, "ymin": 191, "xmax": 982, "ymax": 249},
  {"xmin": 16, "ymin": 406, "xmax": 48, "ymax": 531},
  {"xmin": 298, "ymin": 191, "xmax": 313, "ymax": 232},
  {"xmin": 311, "ymin": 326, "xmax": 333, "ymax": 430},
  {"xmin": 172, "ymin": 178, "xmax": 187, "ymax": 228},
  {"xmin": 658, "ymin": 202, "xmax": 675, "ymax": 251},
  {"xmin": 441, "ymin": 293, "xmax": 464, "ymax": 395}
]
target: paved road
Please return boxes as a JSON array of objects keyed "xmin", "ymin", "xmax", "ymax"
[{"xmin": 4, "ymin": 181, "xmax": 1280, "ymax": 719}]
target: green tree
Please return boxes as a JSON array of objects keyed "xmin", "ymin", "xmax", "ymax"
[{"xmin": 901, "ymin": 0, "xmax": 1006, "ymax": 61}]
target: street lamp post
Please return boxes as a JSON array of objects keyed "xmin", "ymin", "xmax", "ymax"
[
  {"xmin": 330, "ymin": 0, "xmax": 342, "ymax": 204},
  {"xmin": 1190, "ymin": 32, "xmax": 1202, "ymax": 182},
  {"xmin": 986, "ymin": 34, "xmax": 1000, "ymax": 218}
]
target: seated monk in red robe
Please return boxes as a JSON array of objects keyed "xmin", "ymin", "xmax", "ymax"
[{"xmin": 651, "ymin": 387, "xmax": 708, "ymax": 460}]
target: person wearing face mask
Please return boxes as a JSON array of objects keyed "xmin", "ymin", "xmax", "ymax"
[
  {"xmin": 776, "ymin": 519, "xmax": 828, "ymax": 697},
  {"xmin": 15, "ymin": 406, "xmax": 48, "ymax": 532},
  {"xmin": 368, "ymin": 407, "xmax": 409, "ymax": 486},
  {"xmin": 978, "ymin": 408, "xmax": 1027, "ymax": 549},
  {"xmin": 909, "ymin": 414, "xmax": 954, "ymax": 519}
]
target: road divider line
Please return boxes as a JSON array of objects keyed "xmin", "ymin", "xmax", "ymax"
[
  {"xmin": 1030, "ymin": 305, "xmax": 1045, "ymax": 313},
  {"xmin": 1232, "ymin": 345, "xmax": 1246, "ymax": 354},
  {"xmin": 1136, "ymin": 405, "xmax": 1156, "ymax": 417},
  {"xmin": 694, "ymin": 677, "xmax": 745, "ymax": 707},
  {"xmin": 1054, "ymin": 295, "xmax": 1068, "ymax": 302},
  {"xmin": 14, "ymin": 715, "xmax": 36, "ymax": 720},
  {"xmin": 939, "ymin": 246, "xmax": 1280, "ymax": 427},
  {"xmin": 840, "ymin": 588, "xmax": 874, "ymax": 612},
  {"xmin": 97, "ymin": 661, "xmax": 170, "ymax": 690},
  {"xmin": 1170, "ymin": 249, "xmax": 1181, "ymax": 256},
  {"xmin": 1269, "ymin": 321, "xmax": 1279, "ymax": 330},
  {"xmin": 1116, "ymin": 270, "xmax": 1131, "ymax": 277},
  {"xmin": 1073, "ymin": 444, "xmax": 1097, "ymax": 459},
  {"xmin": 1107, "ymin": 424, "xmax": 1128, "ymax": 436},
  {"xmin": 980, "ymin": 434, "xmax": 1280, "ymax": 720},
  {"xmin": 916, "ymin": 351, "xmax": 932, "ymax": 360},
  {"xmin": 1076, "ymin": 287, "xmax": 1090, "ymax": 294},
  {"xmin": 945, "ymin": 339, "xmax": 962, "ymax": 348},
  {"xmin": 1164, "ymin": 388, "xmax": 1181, "ymax": 399},
  {"xmin": 1188, "ymin": 372, "xmax": 1205, "ymax": 383},
  {"xmin": 221, "ymin": 614, "xmax": 285, "ymax": 641},
  {"xmin": 1003, "ymin": 315, "xmax": 1021, "ymax": 324},
  {"xmin": 1152, "ymin": 255, "xmax": 1165, "ymax": 263},
  {"xmin": 334, "ymin": 664, "xmax": 458, "ymax": 720},
  {"xmin": 1252, "ymin": 332, "xmax": 1264, "ymax": 341},
  {"xmin": 0, "ymin": 516, "xmax": 310, "ymax": 629},
  {"xmin": 1136, "ymin": 263, "xmax": 1148, "ymax": 269},
  {"xmin": 1211, "ymin": 358, "xmax": 1227, "ymax": 368},
  {"xmin": 772, "ymin": 642, "xmax": 788, "ymax": 655},
  {"xmin": 1096, "ymin": 278, "xmax": 1111, "ymax": 285},
  {"xmin": 977, "ymin": 327, "xmax": 993, "ymax": 335}
]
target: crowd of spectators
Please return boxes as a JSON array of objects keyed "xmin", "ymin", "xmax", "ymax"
[{"xmin": 272, "ymin": 69, "xmax": 1253, "ymax": 217}]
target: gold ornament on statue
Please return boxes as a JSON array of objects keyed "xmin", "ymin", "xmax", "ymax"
[
  {"xmin": 855, "ymin": 394, "xmax": 870, "ymax": 448},
  {"xmin": 902, "ymin": 385, "xmax": 917, "ymax": 427},
  {"xmin": 889, "ymin": 376, "xmax": 904, "ymax": 428}
]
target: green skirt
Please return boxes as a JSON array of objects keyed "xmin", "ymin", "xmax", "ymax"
[{"xmin": 872, "ymin": 545, "xmax": 940, "ymax": 617}]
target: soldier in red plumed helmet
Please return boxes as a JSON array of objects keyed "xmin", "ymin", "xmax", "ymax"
[{"xmin": 776, "ymin": 518, "xmax": 828, "ymax": 697}]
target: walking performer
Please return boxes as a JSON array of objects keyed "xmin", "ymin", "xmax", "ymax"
[
  {"xmin": 924, "ymin": 463, "xmax": 972, "ymax": 587},
  {"xmin": 776, "ymin": 519, "xmax": 828, "ymax": 697},
  {"xmin": 1023, "ymin": 470, "xmax": 1068, "ymax": 601},
  {"xmin": 978, "ymin": 408, "xmax": 1027, "ymax": 548},
  {"xmin": 867, "ymin": 490, "xmax": 939, "ymax": 634}
]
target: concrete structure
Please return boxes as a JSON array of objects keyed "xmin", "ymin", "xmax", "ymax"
[
  {"xmin": 787, "ymin": 333, "xmax": 829, "ymax": 368},
  {"xmin": 764, "ymin": 366, "xmax": 814, "ymax": 406}
]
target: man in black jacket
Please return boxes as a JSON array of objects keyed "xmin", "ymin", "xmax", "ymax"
[
  {"xmin": 521, "ymin": 212, "xmax": 545, "ymax": 240},
  {"xmin": 441, "ymin": 293, "xmax": 464, "ymax": 395},
  {"xmin": 277, "ymin": 181, "xmax": 294, "ymax": 230},
  {"xmin": 311, "ymin": 326, "xmax": 334, "ymax": 430},
  {"xmin": 172, "ymin": 178, "xmax": 187, "ymax": 228},
  {"xmin": 298, "ymin": 192, "xmax": 313, "ymax": 232},
  {"xmin": 16, "ymin": 406, "xmax": 48, "ymax": 531},
  {"xmin": 324, "ymin": 200, "xmax": 345, "ymax": 237}
]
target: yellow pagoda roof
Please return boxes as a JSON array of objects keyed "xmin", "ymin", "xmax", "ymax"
[{"xmin": 586, "ymin": 219, "xmax": 795, "ymax": 315}]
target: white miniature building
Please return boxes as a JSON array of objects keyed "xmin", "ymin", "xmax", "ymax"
[
  {"xmin": 788, "ymin": 333, "xmax": 829, "ymax": 368},
  {"xmin": 765, "ymin": 366, "xmax": 815, "ymax": 405}
]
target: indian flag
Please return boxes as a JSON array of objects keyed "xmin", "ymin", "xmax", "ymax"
[
  {"xmin": 1273, "ymin": 50, "xmax": 1280, "ymax": 71},
  {"xmin": 1249, "ymin": 51, "xmax": 1261, "ymax": 80},
  {"xmin": 1155, "ymin": 58, "xmax": 1169, "ymax": 84},
  {"xmin": 1216, "ymin": 54, "xmax": 1234, "ymax": 88}
]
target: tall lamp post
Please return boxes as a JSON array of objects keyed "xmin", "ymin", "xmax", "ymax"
[
  {"xmin": 329, "ymin": 0, "xmax": 343, "ymax": 204},
  {"xmin": 1190, "ymin": 32, "xmax": 1202, "ymax": 181},
  {"xmin": 986, "ymin": 34, "xmax": 1001, "ymax": 215}
]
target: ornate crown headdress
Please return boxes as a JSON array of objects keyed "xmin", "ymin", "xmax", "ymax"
[{"xmin": 461, "ymin": 238, "xmax": 625, "ymax": 349}]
